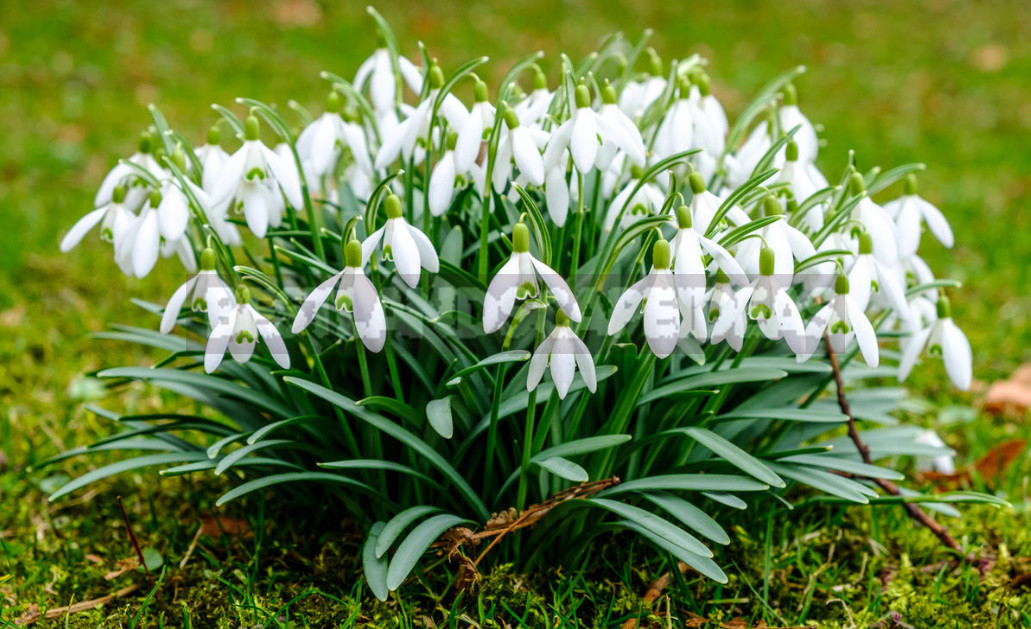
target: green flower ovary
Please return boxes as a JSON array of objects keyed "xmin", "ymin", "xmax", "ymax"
[
  {"xmin": 235, "ymin": 330, "xmax": 255, "ymax": 344},
  {"xmin": 335, "ymin": 293, "xmax": 353, "ymax": 312},
  {"xmin": 191, "ymin": 296, "xmax": 208, "ymax": 312},
  {"xmin": 517, "ymin": 281, "xmax": 538, "ymax": 300},
  {"xmin": 750, "ymin": 303, "xmax": 772, "ymax": 320}
]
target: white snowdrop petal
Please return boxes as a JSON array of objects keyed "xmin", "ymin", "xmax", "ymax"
[
  {"xmin": 549, "ymin": 336, "xmax": 577, "ymax": 399},
  {"xmin": 160, "ymin": 276, "xmax": 200, "ymax": 335},
  {"xmin": 254, "ymin": 310, "xmax": 291, "ymax": 369},
  {"xmin": 212, "ymin": 148, "xmax": 247, "ymax": 205},
  {"xmin": 389, "ymin": 220, "xmax": 422, "ymax": 288},
  {"xmin": 569, "ymin": 111, "xmax": 599, "ymax": 174},
  {"xmin": 260, "ymin": 145, "xmax": 303, "ymax": 208},
  {"xmin": 529, "ymin": 256, "xmax": 581, "ymax": 322},
  {"xmin": 484, "ymin": 256, "xmax": 522, "ymax": 333},
  {"xmin": 240, "ymin": 185, "xmax": 270, "ymax": 239},
  {"xmin": 428, "ymin": 154, "xmax": 457, "ymax": 216},
  {"xmin": 898, "ymin": 327, "xmax": 932, "ymax": 381},
  {"xmin": 353, "ymin": 272, "xmax": 387, "ymax": 353},
  {"xmin": 608, "ymin": 277, "xmax": 648, "ymax": 335},
  {"xmin": 454, "ymin": 115, "xmax": 485, "ymax": 174},
  {"xmin": 643, "ymin": 280, "xmax": 680, "ymax": 359},
  {"xmin": 545, "ymin": 166, "xmax": 570, "ymax": 226},
  {"xmin": 847, "ymin": 298, "xmax": 880, "ymax": 368},
  {"xmin": 941, "ymin": 319, "xmax": 972, "ymax": 390},
  {"xmin": 361, "ymin": 226, "xmax": 385, "ymax": 265},
  {"xmin": 205, "ymin": 320, "xmax": 234, "ymax": 373},
  {"xmin": 60, "ymin": 207, "xmax": 108, "ymax": 252},
  {"xmin": 512, "ymin": 129, "xmax": 545, "ymax": 186},
  {"xmin": 526, "ymin": 336, "xmax": 554, "ymax": 392},
  {"xmin": 916, "ymin": 196, "xmax": 954, "ymax": 249},
  {"xmin": 571, "ymin": 335, "xmax": 597, "ymax": 393},
  {"xmin": 292, "ymin": 272, "xmax": 342, "ymax": 333},
  {"xmin": 132, "ymin": 210, "xmax": 161, "ymax": 279},
  {"xmin": 228, "ymin": 307, "xmax": 257, "ymax": 364},
  {"xmin": 773, "ymin": 289, "xmax": 807, "ymax": 355},
  {"xmin": 407, "ymin": 224, "xmax": 439, "ymax": 273}
]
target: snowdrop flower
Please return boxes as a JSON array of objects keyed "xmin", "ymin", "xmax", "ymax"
[
  {"xmin": 708, "ymin": 270, "xmax": 751, "ymax": 352},
  {"xmin": 775, "ymin": 141, "xmax": 825, "ymax": 231},
  {"xmin": 652, "ymin": 76, "xmax": 696, "ymax": 163},
  {"xmin": 744, "ymin": 246, "xmax": 807, "ymax": 354},
  {"xmin": 670, "ymin": 202, "xmax": 746, "ymax": 311},
  {"xmin": 848, "ymin": 172, "xmax": 898, "ymax": 266},
  {"xmin": 684, "ymin": 172, "xmax": 726, "ymax": 234},
  {"xmin": 602, "ymin": 165, "xmax": 666, "ymax": 232},
  {"xmin": 884, "ymin": 174, "xmax": 954, "ymax": 258},
  {"xmin": 914, "ymin": 430, "xmax": 957, "ymax": 475},
  {"xmin": 354, "ymin": 48, "xmax": 424, "ymax": 114},
  {"xmin": 618, "ymin": 48, "xmax": 666, "ymax": 120},
  {"xmin": 545, "ymin": 82, "xmax": 644, "ymax": 176},
  {"xmin": 212, "ymin": 116, "xmax": 303, "ymax": 239},
  {"xmin": 898, "ymin": 297, "xmax": 972, "ymax": 390},
  {"xmin": 195, "ymin": 126, "xmax": 230, "ymax": 195},
  {"xmin": 296, "ymin": 91, "xmax": 373, "ymax": 180},
  {"xmin": 427, "ymin": 131, "xmax": 462, "ymax": 216},
  {"xmin": 454, "ymin": 78, "xmax": 495, "ymax": 173},
  {"xmin": 725, "ymin": 84, "xmax": 819, "ymax": 186},
  {"xmin": 492, "ymin": 106, "xmax": 548, "ymax": 192},
  {"xmin": 847, "ymin": 231, "xmax": 909, "ymax": 317},
  {"xmin": 115, "ymin": 190, "xmax": 168, "ymax": 279},
  {"xmin": 205, "ymin": 285, "xmax": 290, "ymax": 373},
  {"xmin": 776, "ymin": 84, "xmax": 818, "ymax": 163},
  {"xmin": 374, "ymin": 64, "xmax": 469, "ymax": 170},
  {"xmin": 60, "ymin": 184, "xmax": 135, "ymax": 253},
  {"xmin": 594, "ymin": 81, "xmax": 647, "ymax": 171},
  {"xmin": 160, "ymin": 248, "xmax": 232, "ymax": 334},
  {"xmin": 155, "ymin": 146, "xmax": 208, "ymax": 244},
  {"xmin": 361, "ymin": 194, "xmax": 439, "ymax": 288},
  {"xmin": 95, "ymin": 131, "xmax": 164, "ymax": 210},
  {"xmin": 527, "ymin": 311, "xmax": 597, "ymax": 399},
  {"xmin": 799, "ymin": 273, "xmax": 879, "ymax": 366},
  {"xmin": 513, "ymin": 65, "xmax": 555, "ymax": 126},
  {"xmin": 483, "ymin": 222, "xmax": 581, "ymax": 333},
  {"xmin": 735, "ymin": 195, "xmax": 815, "ymax": 279},
  {"xmin": 608, "ymin": 239, "xmax": 705, "ymax": 358},
  {"xmin": 292, "ymin": 239, "xmax": 387, "ymax": 352},
  {"xmin": 544, "ymin": 154, "xmax": 572, "ymax": 226}
]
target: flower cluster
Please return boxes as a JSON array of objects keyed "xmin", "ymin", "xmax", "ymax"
[{"xmin": 63, "ymin": 45, "xmax": 970, "ymax": 393}]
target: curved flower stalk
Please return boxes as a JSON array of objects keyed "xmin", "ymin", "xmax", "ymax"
[
  {"xmin": 899, "ymin": 297, "xmax": 972, "ymax": 390},
  {"xmin": 212, "ymin": 115, "xmax": 303, "ymax": 239},
  {"xmin": 205, "ymin": 285, "xmax": 290, "ymax": 373},
  {"xmin": 361, "ymin": 193, "xmax": 439, "ymax": 288},
  {"xmin": 527, "ymin": 311, "xmax": 597, "ymax": 399},
  {"xmin": 799, "ymin": 274, "xmax": 879, "ymax": 366},
  {"xmin": 160, "ymin": 248, "xmax": 232, "ymax": 334},
  {"xmin": 608, "ymin": 239, "xmax": 706, "ymax": 358},
  {"xmin": 292, "ymin": 239, "xmax": 386, "ymax": 352},
  {"xmin": 484, "ymin": 222, "xmax": 580, "ymax": 333},
  {"xmin": 884, "ymin": 174, "xmax": 954, "ymax": 258}
]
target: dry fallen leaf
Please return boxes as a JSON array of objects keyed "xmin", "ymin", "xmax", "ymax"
[
  {"xmin": 984, "ymin": 364, "xmax": 1031, "ymax": 415},
  {"xmin": 920, "ymin": 439, "xmax": 1027, "ymax": 489},
  {"xmin": 199, "ymin": 514, "xmax": 252, "ymax": 538}
]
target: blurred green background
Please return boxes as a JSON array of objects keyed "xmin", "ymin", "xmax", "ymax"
[{"xmin": 1, "ymin": 0, "xmax": 1030, "ymax": 623}]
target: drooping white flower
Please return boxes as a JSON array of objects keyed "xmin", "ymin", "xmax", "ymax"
[
  {"xmin": 205, "ymin": 285, "xmax": 290, "ymax": 373},
  {"xmin": 608, "ymin": 239, "xmax": 705, "ymax": 358},
  {"xmin": 708, "ymin": 271, "xmax": 752, "ymax": 352},
  {"xmin": 544, "ymin": 154, "xmax": 572, "ymax": 226},
  {"xmin": 296, "ymin": 91, "xmax": 373, "ymax": 180},
  {"xmin": 602, "ymin": 164, "xmax": 666, "ymax": 233},
  {"xmin": 492, "ymin": 106, "xmax": 548, "ymax": 192},
  {"xmin": 353, "ymin": 48, "xmax": 424, "ymax": 114},
  {"xmin": 744, "ymin": 246, "xmax": 807, "ymax": 354},
  {"xmin": 373, "ymin": 64, "xmax": 469, "ymax": 170},
  {"xmin": 914, "ymin": 430, "xmax": 957, "ymax": 475},
  {"xmin": 114, "ymin": 190, "xmax": 173, "ymax": 279},
  {"xmin": 513, "ymin": 65, "xmax": 555, "ymax": 126},
  {"xmin": 527, "ymin": 311, "xmax": 597, "ymax": 399},
  {"xmin": 212, "ymin": 116, "xmax": 304, "ymax": 239},
  {"xmin": 883, "ymin": 174, "xmax": 954, "ymax": 258},
  {"xmin": 60, "ymin": 184, "xmax": 135, "ymax": 253},
  {"xmin": 847, "ymin": 231, "xmax": 909, "ymax": 317},
  {"xmin": 95, "ymin": 132, "xmax": 165, "ymax": 210},
  {"xmin": 669, "ymin": 201, "xmax": 747, "ymax": 313},
  {"xmin": 775, "ymin": 141, "xmax": 825, "ymax": 231},
  {"xmin": 683, "ymin": 171, "xmax": 726, "ymax": 235},
  {"xmin": 484, "ymin": 222, "xmax": 581, "ymax": 333},
  {"xmin": 618, "ymin": 48, "xmax": 666, "ymax": 120},
  {"xmin": 195, "ymin": 126, "xmax": 230, "ymax": 195},
  {"xmin": 898, "ymin": 297, "xmax": 971, "ymax": 390},
  {"xmin": 361, "ymin": 193, "xmax": 439, "ymax": 288},
  {"xmin": 735, "ymin": 195, "xmax": 815, "ymax": 280},
  {"xmin": 847, "ymin": 172, "xmax": 899, "ymax": 266},
  {"xmin": 453, "ymin": 78, "xmax": 495, "ymax": 173},
  {"xmin": 777, "ymin": 84, "xmax": 819, "ymax": 163},
  {"xmin": 545, "ymin": 82, "xmax": 645, "ymax": 176},
  {"xmin": 160, "ymin": 248, "xmax": 232, "ymax": 334},
  {"xmin": 292, "ymin": 239, "xmax": 387, "ymax": 352},
  {"xmin": 799, "ymin": 273, "xmax": 879, "ymax": 366}
]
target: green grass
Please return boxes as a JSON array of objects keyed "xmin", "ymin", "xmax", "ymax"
[{"xmin": 2, "ymin": 0, "xmax": 1031, "ymax": 626}]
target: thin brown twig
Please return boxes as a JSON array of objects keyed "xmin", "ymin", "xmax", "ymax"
[
  {"xmin": 16, "ymin": 584, "xmax": 141, "ymax": 626},
  {"xmin": 823, "ymin": 333, "xmax": 986, "ymax": 571},
  {"xmin": 116, "ymin": 495, "xmax": 152, "ymax": 580}
]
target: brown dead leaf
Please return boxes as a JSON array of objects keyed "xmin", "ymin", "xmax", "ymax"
[
  {"xmin": 684, "ymin": 612, "xmax": 709, "ymax": 627},
  {"xmin": 984, "ymin": 364, "xmax": 1031, "ymax": 415},
  {"xmin": 199, "ymin": 514, "xmax": 251, "ymax": 538},
  {"xmin": 920, "ymin": 439, "xmax": 1026, "ymax": 489}
]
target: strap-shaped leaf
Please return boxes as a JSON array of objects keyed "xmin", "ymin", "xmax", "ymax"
[
  {"xmin": 600, "ymin": 474, "xmax": 769, "ymax": 497},
  {"xmin": 49, "ymin": 452, "xmax": 207, "ymax": 501},
  {"xmin": 702, "ymin": 492, "xmax": 747, "ymax": 510},
  {"xmin": 642, "ymin": 492, "xmax": 730, "ymax": 545},
  {"xmin": 375, "ymin": 506, "xmax": 443, "ymax": 558},
  {"xmin": 679, "ymin": 428, "xmax": 784, "ymax": 488},
  {"xmin": 536, "ymin": 457, "xmax": 588, "ymax": 482},
  {"xmin": 215, "ymin": 472, "xmax": 374, "ymax": 507},
  {"xmin": 619, "ymin": 520, "xmax": 728, "ymax": 583},
  {"xmin": 385, "ymin": 514, "xmax": 472, "ymax": 590},
  {"xmin": 426, "ymin": 397, "xmax": 454, "ymax": 439},
  {"xmin": 640, "ymin": 368, "xmax": 788, "ymax": 405},
  {"xmin": 765, "ymin": 462, "xmax": 870, "ymax": 504},
  {"xmin": 776, "ymin": 454, "xmax": 904, "ymax": 480},
  {"xmin": 363, "ymin": 522, "xmax": 390, "ymax": 602},
  {"xmin": 588, "ymin": 498, "xmax": 712, "ymax": 557},
  {"xmin": 445, "ymin": 350, "xmax": 530, "ymax": 387},
  {"xmin": 532, "ymin": 435, "xmax": 632, "ymax": 462}
]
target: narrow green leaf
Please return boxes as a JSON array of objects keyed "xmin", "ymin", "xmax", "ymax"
[
  {"xmin": 642, "ymin": 492, "xmax": 730, "ymax": 545},
  {"xmin": 681, "ymin": 428, "xmax": 785, "ymax": 488},
  {"xmin": 426, "ymin": 397, "xmax": 454, "ymax": 439},
  {"xmin": 49, "ymin": 452, "xmax": 206, "ymax": 501},
  {"xmin": 536, "ymin": 457, "xmax": 588, "ymax": 482},
  {"xmin": 386, "ymin": 514, "xmax": 472, "ymax": 590},
  {"xmin": 363, "ymin": 522, "xmax": 390, "ymax": 602},
  {"xmin": 588, "ymin": 498, "xmax": 712, "ymax": 557},
  {"xmin": 532, "ymin": 435, "xmax": 632, "ymax": 462},
  {"xmin": 601, "ymin": 474, "xmax": 769, "ymax": 497}
]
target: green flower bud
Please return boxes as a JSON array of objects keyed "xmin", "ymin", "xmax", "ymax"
[
  {"xmin": 613, "ymin": 53, "xmax": 628, "ymax": 75},
  {"xmin": 695, "ymin": 71, "xmax": 711, "ymax": 97},
  {"xmin": 445, "ymin": 130, "xmax": 458, "ymax": 151},
  {"xmin": 759, "ymin": 245, "xmax": 775, "ymax": 276},
  {"xmin": 200, "ymin": 247, "xmax": 216, "ymax": 271},
  {"xmin": 344, "ymin": 239, "xmax": 363, "ymax": 267},
  {"xmin": 601, "ymin": 80, "xmax": 617, "ymax": 105},
  {"xmin": 834, "ymin": 273, "xmax": 850, "ymax": 295},
  {"xmin": 383, "ymin": 193, "xmax": 403, "ymax": 219},
  {"xmin": 785, "ymin": 194, "xmax": 799, "ymax": 215},
  {"xmin": 244, "ymin": 115, "xmax": 260, "ymax": 141},
  {"xmin": 785, "ymin": 140, "xmax": 799, "ymax": 162},
  {"xmin": 112, "ymin": 185, "xmax": 127, "ymax": 204},
  {"xmin": 574, "ymin": 82, "xmax": 591, "ymax": 109},
  {"xmin": 429, "ymin": 63, "xmax": 445, "ymax": 90},
  {"xmin": 171, "ymin": 144, "xmax": 187, "ymax": 171},
  {"xmin": 503, "ymin": 103, "xmax": 520, "ymax": 129},
  {"xmin": 781, "ymin": 82, "xmax": 797, "ymax": 106},
  {"xmin": 762, "ymin": 194, "xmax": 782, "ymax": 217},
  {"xmin": 139, "ymin": 131, "xmax": 154, "ymax": 154},
  {"xmin": 848, "ymin": 170, "xmax": 866, "ymax": 196},
  {"xmin": 676, "ymin": 205, "xmax": 692, "ymax": 229},
  {"xmin": 652, "ymin": 238, "xmax": 671, "ymax": 270},
  {"xmin": 325, "ymin": 90, "xmax": 343, "ymax": 114},
  {"xmin": 235, "ymin": 284, "xmax": 250, "ymax": 304},
  {"xmin": 904, "ymin": 173, "xmax": 918, "ymax": 196},
  {"xmin": 532, "ymin": 64, "xmax": 547, "ymax": 90},
  {"xmin": 148, "ymin": 190, "xmax": 162, "ymax": 207},
  {"xmin": 555, "ymin": 310, "xmax": 570, "ymax": 327},
  {"xmin": 646, "ymin": 47, "xmax": 663, "ymax": 76},
  {"xmin": 512, "ymin": 222, "xmax": 530, "ymax": 253},
  {"xmin": 676, "ymin": 73, "xmax": 692, "ymax": 95},
  {"xmin": 207, "ymin": 125, "xmax": 220, "ymax": 146},
  {"xmin": 689, "ymin": 171, "xmax": 706, "ymax": 194},
  {"xmin": 936, "ymin": 296, "xmax": 951, "ymax": 319},
  {"xmin": 858, "ymin": 231, "xmax": 873, "ymax": 254},
  {"xmin": 473, "ymin": 78, "xmax": 488, "ymax": 103}
]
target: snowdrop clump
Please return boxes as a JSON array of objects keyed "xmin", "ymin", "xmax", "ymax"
[{"xmin": 56, "ymin": 12, "xmax": 979, "ymax": 599}]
